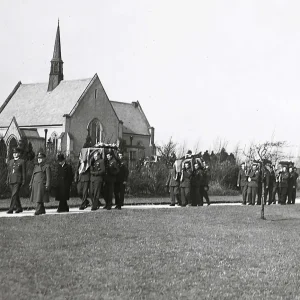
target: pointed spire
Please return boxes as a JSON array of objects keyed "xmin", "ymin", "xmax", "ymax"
[
  {"xmin": 52, "ymin": 19, "xmax": 62, "ymax": 61},
  {"xmin": 48, "ymin": 20, "xmax": 64, "ymax": 92}
]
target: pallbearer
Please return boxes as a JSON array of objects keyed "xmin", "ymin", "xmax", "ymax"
[
  {"xmin": 29, "ymin": 152, "xmax": 51, "ymax": 215},
  {"xmin": 237, "ymin": 162, "xmax": 248, "ymax": 205},
  {"xmin": 6, "ymin": 147, "xmax": 26, "ymax": 214},
  {"xmin": 90, "ymin": 151, "xmax": 105, "ymax": 211},
  {"xmin": 75, "ymin": 154, "xmax": 91, "ymax": 210}
]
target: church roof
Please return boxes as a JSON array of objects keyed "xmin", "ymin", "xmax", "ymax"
[
  {"xmin": 0, "ymin": 78, "xmax": 93, "ymax": 127},
  {"xmin": 111, "ymin": 101, "xmax": 150, "ymax": 136}
]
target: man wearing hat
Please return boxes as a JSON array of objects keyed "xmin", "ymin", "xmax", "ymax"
[
  {"xmin": 237, "ymin": 162, "xmax": 248, "ymax": 205},
  {"xmin": 114, "ymin": 152, "xmax": 129, "ymax": 209},
  {"xmin": 29, "ymin": 152, "xmax": 51, "ymax": 215},
  {"xmin": 103, "ymin": 150, "xmax": 119, "ymax": 210},
  {"xmin": 6, "ymin": 147, "xmax": 26, "ymax": 214},
  {"xmin": 55, "ymin": 153, "xmax": 74, "ymax": 212},
  {"xmin": 247, "ymin": 162, "xmax": 260, "ymax": 205}
]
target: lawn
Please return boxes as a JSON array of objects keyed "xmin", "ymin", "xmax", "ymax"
[{"xmin": 1, "ymin": 204, "xmax": 300, "ymax": 299}]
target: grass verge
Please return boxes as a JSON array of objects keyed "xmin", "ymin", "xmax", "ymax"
[{"xmin": 1, "ymin": 204, "xmax": 300, "ymax": 299}]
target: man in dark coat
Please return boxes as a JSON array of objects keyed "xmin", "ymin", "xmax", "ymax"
[
  {"xmin": 166, "ymin": 164, "xmax": 180, "ymax": 206},
  {"xmin": 114, "ymin": 152, "xmax": 129, "ymax": 209},
  {"xmin": 237, "ymin": 162, "xmax": 248, "ymax": 205},
  {"xmin": 180, "ymin": 161, "xmax": 192, "ymax": 207},
  {"xmin": 29, "ymin": 151, "xmax": 51, "ymax": 215},
  {"xmin": 201, "ymin": 164, "xmax": 211, "ymax": 206},
  {"xmin": 279, "ymin": 165, "xmax": 289, "ymax": 205},
  {"xmin": 90, "ymin": 151, "xmax": 105, "ymax": 211},
  {"xmin": 6, "ymin": 147, "xmax": 26, "ymax": 214},
  {"xmin": 55, "ymin": 153, "xmax": 74, "ymax": 212},
  {"xmin": 287, "ymin": 166, "xmax": 298, "ymax": 204},
  {"xmin": 190, "ymin": 162, "xmax": 201, "ymax": 206},
  {"xmin": 75, "ymin": 155, "xmax": 91, "ymax": 210},
  {"xmin": 247, "ymin": 163, "xmax": 260, "ymax": 205},
  {"xmin": 103, "ymin": 151, "xmax": 119, "ymax": 210}
]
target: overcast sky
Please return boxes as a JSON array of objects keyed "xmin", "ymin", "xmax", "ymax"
[{"xmin": 1, "ymin": 0, "xmax": 300, "ymax": 159}]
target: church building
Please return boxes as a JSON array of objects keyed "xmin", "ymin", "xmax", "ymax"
[{"xmin": 0, "ymin": 22, "xmax": 156, "ymax": 161}]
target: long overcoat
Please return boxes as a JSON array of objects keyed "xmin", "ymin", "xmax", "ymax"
[
  {"xmin": 29, "ymin": 163, "xmax": 51, "ymax": 203},
  {"xmin": 55, "ymin": 163, "xmax": 74, "ymax": 201}
]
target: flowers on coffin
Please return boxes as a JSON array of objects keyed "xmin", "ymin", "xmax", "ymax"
[{"xmin": 94, "ymin": 142, "xmax": 118, "ymax": 148}]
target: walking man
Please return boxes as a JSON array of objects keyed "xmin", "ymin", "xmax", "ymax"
[
  {"xmin": 114, "ymin": 152, "xmax": 129, "ymax": 209},
  {"xmin": 103, "ymin": 151, "xmax": 119, "ymax": 210},
  {"xmin": 29, "ymin": 151, "xmax": 51, "ymax": 215},
  {"xmin": 55, "ymin": 153, "xmax": 74, "ymax": 213},
  {"xmin": 180, "ymin": 161, "xmax": 192, "ymax": 207},
  {"xmin": 247, "ymin": 163, "xmax": 260, "ymax": 205},
  {"xmin": 288, "ymin": 166, "xmax": 298, "ymax": 204},
  {"xmin": 7, "ymin": 147, "xmax": 26, "ymax": 214}
]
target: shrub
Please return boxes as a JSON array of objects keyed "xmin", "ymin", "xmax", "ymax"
[{"xmin": 127, "ymin": 162, "xmax": 169, "ymax": 196}]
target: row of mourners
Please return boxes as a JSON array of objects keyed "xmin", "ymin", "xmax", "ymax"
[{"xmin": 237, "ymin": 161, "xmax": 298, "ymax": 205}]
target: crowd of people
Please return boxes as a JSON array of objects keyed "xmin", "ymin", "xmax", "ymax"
[
  {"xmin": 6, "ymin": 146, "xmax": 299, "ymax": 215},
  {"xmin": 237, "ymin": 161, "xmax": 299, "ymax": 205},
  {"xmin": 6, "ymin": 147, "xmax": 129, "ymax": 215},
  {"xmin": 165, "ymin": 150, "xmax": 211, "ymax": 207}
]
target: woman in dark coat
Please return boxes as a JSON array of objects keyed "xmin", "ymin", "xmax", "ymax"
[
  {"xmin": 29, "ymin": 152, "xmax": 51, "ymax": 215},
  {"xmin": 55, "ymin": 153, "xmax": 74, "ymax": 212}
]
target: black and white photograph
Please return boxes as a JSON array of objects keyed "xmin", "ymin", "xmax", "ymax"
[{"xmin": 1, "ymin": 1, "xmax": 300, "ymax": 299}]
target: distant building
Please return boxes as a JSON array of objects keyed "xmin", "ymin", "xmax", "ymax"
[{"xmin": 0, "ymin": 21, "xmax": 156, "ymax": 161}]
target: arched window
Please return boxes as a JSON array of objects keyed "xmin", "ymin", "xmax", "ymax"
[
  {"xmin": 47, "ymin": 132, "xmax": 58, "ymax": 153},
  {"xmin": 88, "ymin": 119, "xmax": 103, "ymax": 146},
  {"xmin": 7, "ymin": 135, "xmax": 18, "ymax": 160}
]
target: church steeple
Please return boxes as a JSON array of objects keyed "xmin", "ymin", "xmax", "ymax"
[{"xmin": 47, "ymin": 20, "xmax": 64, "ymax": 92}]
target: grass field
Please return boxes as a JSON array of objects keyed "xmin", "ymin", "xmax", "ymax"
[{"xmin": 1, "ymin": 204, "xmax": 300, "ymax": 299}]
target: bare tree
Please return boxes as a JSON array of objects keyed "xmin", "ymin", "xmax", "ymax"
[
  {"xmin": 157, "ymin": 137, "xmax": 178, "ymax": 165},
  {"xmin": 243, "ymin": 141, "xmax": 288, "ymax": 165}
]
